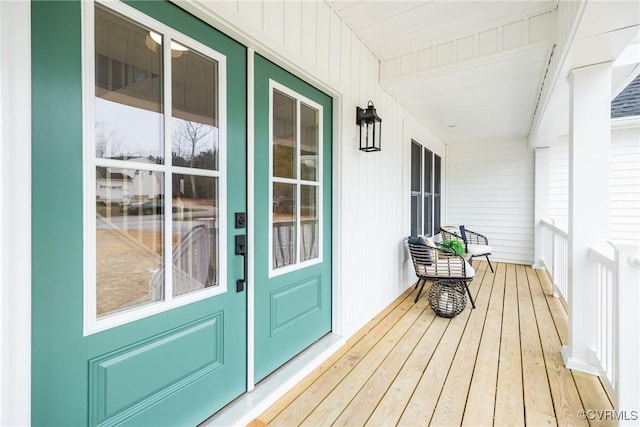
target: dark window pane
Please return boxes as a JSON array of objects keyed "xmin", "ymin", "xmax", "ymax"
[
  {"xmin": 424, "ymin": 148, "xmax": 433, "ymax": 195},
  {"xmin": 411, "ymin": 193, "xmax": 421, "ymax": 236},
  {"xmin": 434, "ymin": 195, "xmax": 441, "ymax": 232},
  {"xmin": 411, "ymin": 141, "xmax": 421, "ymax": 192},
  {"xmin": 424, "ymin": 195, "xmax": 433, "ymax": 237},
  {"xmin": 434, "ymin": 154, "xmax": 441, "ymax": 195}
]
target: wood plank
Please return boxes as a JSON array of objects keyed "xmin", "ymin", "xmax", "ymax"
[
  {"xmin": 462, "ymin": 262, "xmax": 505, "ymax": 426},
  {"xmin": 364, "ymin": 315, "xmax": 450, "ymax": 426},
  {"xmin": 536, "ymin": 268, "xmax": 568, "ymax": 345},
  {"xmin": 517, "ymin": 265, "xmax": 557, "ymax": 426},
  {"xmin": 299, "ymin": 295, "xmax": 432, "ymax": 426},
  {"xmin": 527, "ymin": 267, "xmax": 589, "ymax": 427},
  {"xmin": 332, "ymin": 298, "xmax": 436, "ymax": 426},
  {"xmin": 429, "ymin": 261, "xmax": 494, "ymax": 426},
  {"xmin": 256, "ymin": 287, "xmax": 416, "ymax": 425},
  {"xmin": 397, "ymin": 265, "xmax": 487, "ymax": 426},
  {"xmin": 494, "ymin": 263, "xmax": 525, "ymax": 426},
  {"xmin": 572, "ymin": 371, "xmax": 615, "ymax": 427},
  {"xmin": 251, "ymin": 262, "xmax": 613, "ymax": 427}
]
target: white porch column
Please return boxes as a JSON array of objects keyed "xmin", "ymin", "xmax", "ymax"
[
  {"xmin": 613, "ymin": 243, "xmax": 640, "ymax": 422},
  {"xmin": 534, "ymin": 147, "xmax": 550, "ymax": 269},
  {"xmin": 561, "ymin": 62, "xmax": 612, "ymax": 374}
]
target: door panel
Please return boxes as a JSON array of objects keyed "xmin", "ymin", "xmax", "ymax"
[
  {"xmin": 254, "ymin": 55, "xmax": 332, "ymax": 381},
  {"xmin": 31, "ymin": 1, "xmax": 247, "ymax": 425}
]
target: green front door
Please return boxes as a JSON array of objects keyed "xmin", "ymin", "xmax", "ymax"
[
  {"xmin": 253, "ymin": 55, "xmax": 333, "ymax": 381},
  {"xmin": 31, "ymin": 1, "xmax": 247, "ymax": 425}
]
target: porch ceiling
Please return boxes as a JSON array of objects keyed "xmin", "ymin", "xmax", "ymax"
[
  {"xmin": 329, "ymin": 0, "xmax": 556, "ymax": 144},
  {"xmin": 329, "ymin": 0, "xmax": 557, "ymax": 144}
]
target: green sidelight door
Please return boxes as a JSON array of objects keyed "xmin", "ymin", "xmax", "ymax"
[
  {"xmin": 32, "ymin": 1, "xmax": 247, "ymax": 425},
  {"xmin": 253, "ymin": 55, "xmax": 333, "ymax": 381}
]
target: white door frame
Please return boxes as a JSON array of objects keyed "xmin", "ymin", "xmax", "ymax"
[{"xmin": 0, "ymin": 1, "xmax": 32, "ymax": 425}]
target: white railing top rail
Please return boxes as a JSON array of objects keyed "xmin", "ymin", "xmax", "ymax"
[
  {"xmin": 588, "ymin": 244, "xmax": 616, "ymax": 270},
  {"xmin": 540, "ymin": 217, "xmax": 569, "ymax": 238}
]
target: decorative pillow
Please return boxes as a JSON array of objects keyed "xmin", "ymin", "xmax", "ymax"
[
  {"xmin": 422, "ymin": 236, "xmax": 436, "ymax": 247},
  {"xmin": 408, "ymin": 236, "xmax": 432, "ymax": 265},
  {"xmin": 459, "ymin": 225, "xmax": 467, "ymax": 243},
  {"xmin": 408, "ymin": 235, "xmax": 427, "ymax": 246}
]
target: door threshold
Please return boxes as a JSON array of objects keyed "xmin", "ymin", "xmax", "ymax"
[{"xmin": 201, "ymin": 333, "xmax": 344, "ymax": 427}]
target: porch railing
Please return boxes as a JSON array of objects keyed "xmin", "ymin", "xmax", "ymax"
[
  {"xmin": 540, "ymin": 218, "xmax": 640, "ymax": 413},
  {"xmin": 589, "ymin": 244, "xmax": 640, "ymax": 414},
  {"xmin": 540, "ymin": 218, "xmax": 569, "ymax": 305},
  {"xmin": 589, "ymin": 245, "xmax": 616, "ymax": 397}
]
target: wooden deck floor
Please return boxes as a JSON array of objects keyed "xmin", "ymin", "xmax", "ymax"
[{"xmin": 249, "ymin": 261, "xmax": 615, "ymax": 427}]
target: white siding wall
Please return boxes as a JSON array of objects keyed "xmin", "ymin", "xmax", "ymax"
[
  {"xmin": 179, "ymin": 1, "xmax": 446, "ymax": 337},
  {"xmin": 446, "ymin": 139, "xmax": 535, "ymax": 264},
  {"xmin": 548, "ymin": 124, "xmax": 640, "ymax": 245},
  {"xmin": 610, "ymin": 124, "xmax": 640, "ymax": 244},
  {"xmin": 548, "ymin": 136, "xmax": 569, "ymax": 228}
]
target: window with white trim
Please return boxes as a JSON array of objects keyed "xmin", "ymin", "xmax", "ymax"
[
  {"xmin": 270, "ymin": 82, "xmax": 323, "ymax": 275},
  {"xmin": 84, "ymin": 2, "xmax": 227, "ymax": 333},
  {"xmin": 410, "ymin": 140, "xmax": 441, "ymax": 237}
]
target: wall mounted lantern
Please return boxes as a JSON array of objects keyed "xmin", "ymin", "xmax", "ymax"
[{"xmin": 356, "ymin": 101, "xmax": 382, "ymax": 152}]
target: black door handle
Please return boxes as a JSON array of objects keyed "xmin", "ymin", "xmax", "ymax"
[{"xmin": 235, "ymin": 234, "xmax": 247, "ymax": 292}]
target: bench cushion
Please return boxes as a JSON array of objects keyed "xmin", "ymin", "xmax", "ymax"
[
  {"xmin": 416, "ymin": 260, "xmax": 475, "ymax": 279},
  {"xmin": 466, "ymin": 243, "xmax": 492, "ymax": 256}
]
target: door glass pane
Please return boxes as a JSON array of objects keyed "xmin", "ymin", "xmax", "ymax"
[
  {"xmin": 300, "ymin": 103, "xmax": 319, "ymax": 182},
  {"xmin": 95, "ymin": 5, "xmax": 164, "ymax": 162},
  {"xmin": 172, "ymin": 174, "xmax": 218, "ymax": 296},
  {"xmin": 273, "ymin": 182, "xmax": 296, "ymax": 268},
  {"xmin": 273, "ymin": 90, "xmax": 296, "ymax": 179},
  {"xmin": 172, "ymin": 48, "xmax": 219, "ymax": 170},
  {"xmin": 300, "ymin": 185, "xmax": 318, "ymax": 261},
  {"xmin": 96, "ymin": 167, "xmax": 164, "ymax": 317}
]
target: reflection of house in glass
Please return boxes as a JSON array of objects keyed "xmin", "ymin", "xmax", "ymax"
[{"xmin": 96, "ymin": 157, "xmax": 163, "ymax": 205}]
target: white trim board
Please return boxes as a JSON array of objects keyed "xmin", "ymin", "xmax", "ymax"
[{"xmin": 0, "ymin": 1, "xmax": 32, "ymax": 425}]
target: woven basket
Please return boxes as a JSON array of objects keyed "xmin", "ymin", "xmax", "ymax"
[{"xmin": 427, "ymin": 281, "xmax": 467, "ymax": 318}]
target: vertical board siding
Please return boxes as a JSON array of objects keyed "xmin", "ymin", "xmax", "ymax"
[
  {"xmin": 188, "ymin": 0, "xmax": 447, "ymax": 337},
  {"xmin": 283, "ymin": 1, "xmax": 301, "ymax": 54},
  {"xmin": 446, "ymin": 140, "xmax": 534, "ymax": 264},
  {"xmin": 610, "ymin": 127, "xmax": 640, "ymax": 244},
  {"xmin": 263, "ymin": 1, "xmax": 283, "ymax": 44},
  {"xmin": 300, "ymin": 1, "xmax": 317, "ymax": 66},
  {"xmin": 316, "ymin": 5, "xmax": 330, "ymax": 78}
]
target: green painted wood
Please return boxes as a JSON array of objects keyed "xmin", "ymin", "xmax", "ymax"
[
  {"xmin": 254, "ymin": 55, "xmax": 333, "ymax": 382},
  {"xmin": 31, "ymin": 1, "xmax": 247, "ymax": 425}
]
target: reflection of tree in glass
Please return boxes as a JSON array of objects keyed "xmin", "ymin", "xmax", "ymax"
[
  {"xmin": 173, "ymin": 120, "xmax": 218, "ymax": 199},
  {"xmin": 95, "ymin": 121, "xmax": 122, "ymax": 159}
]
